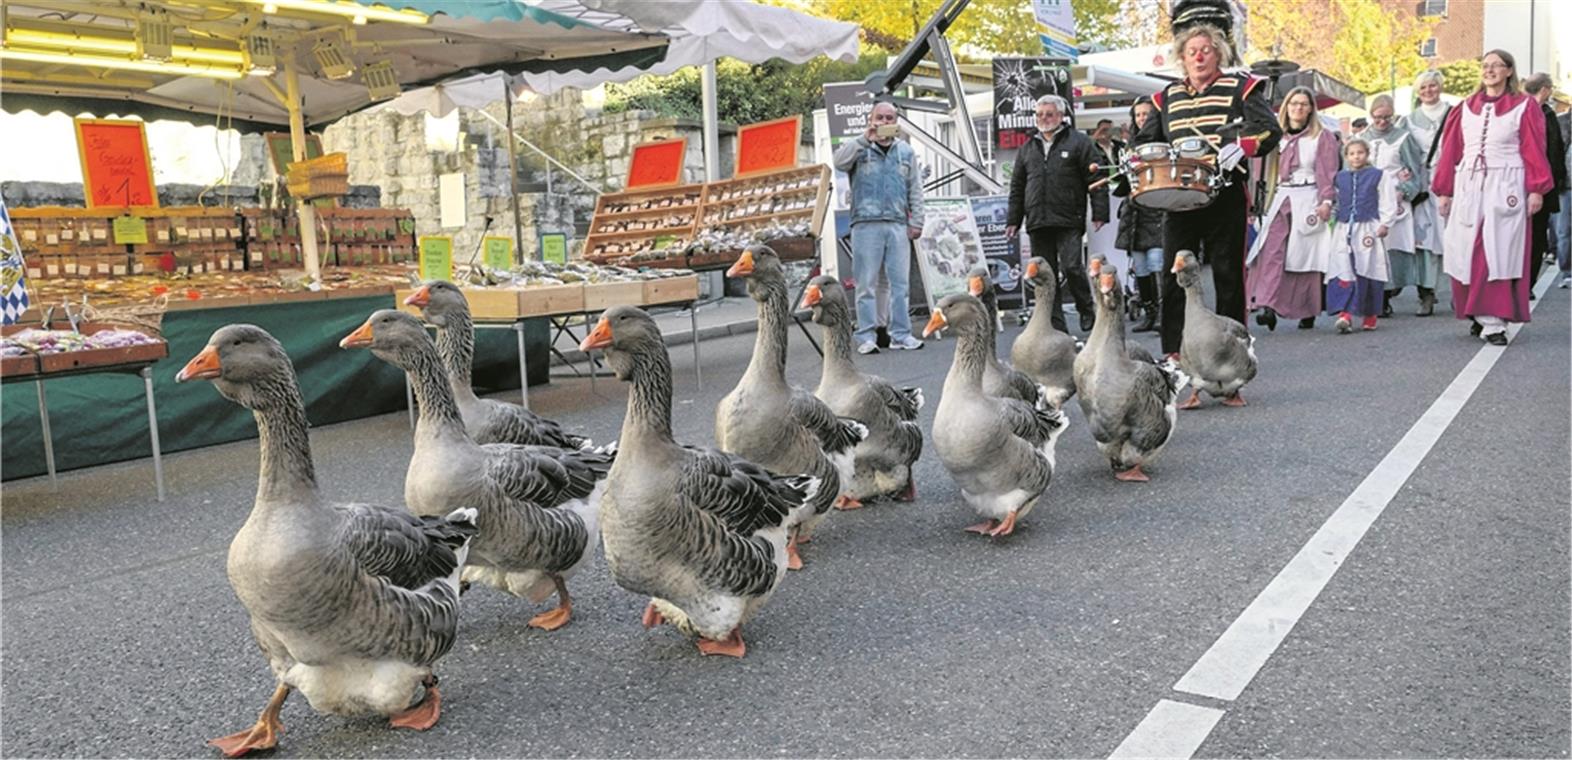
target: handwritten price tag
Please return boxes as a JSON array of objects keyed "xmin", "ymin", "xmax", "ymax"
[{"xmin": 74, "ymin": 119, "xmax": 158, "ymax": 208}]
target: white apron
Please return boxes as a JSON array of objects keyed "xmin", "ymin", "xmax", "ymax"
[
  {"xmin": 1367, "ymin": 133, "xmax": 1417, "ymax": 254},
  {"xmin": 1247, "ymin": 132, "xmax": 1333, "ymax": 272},
  {"xmin": 1089, "ymin": 194, "xmax": 1127, "ymax": 275},
  {"xmin": 1442, "ymin": 99, "xmax": 1529, "ymax": 285}
]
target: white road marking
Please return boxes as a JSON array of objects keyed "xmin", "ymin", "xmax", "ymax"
[
  {"xmin": 1112, "ymin": 268, "xmax": 1559, "ymax": 756},
  {"xmin": 1109, "ymin": 700, "xmax": 1225, "ymax": 759}
]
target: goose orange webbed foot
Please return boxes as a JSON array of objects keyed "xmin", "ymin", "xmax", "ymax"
[
  {"xmin": 527, "ymin": 603, "xmax": 572, "ymax": 631},
  {"xmin": 1221, "ymin": 392, "xmax": 1247, "ymax": 407},
  {"xmin": 696, "ymin": 628, "xmax": 746, "ymax": 658},
  {"xmin": 388, "ymin": 676, "xmax": 441, "ymax": 731},
  {"xmin": 641, "ymin": 600, "xmax": 665, "ymax": 628},
  {"xmin": 833, "ymin": 494, "xmax": 864, "ymax": 510},
  {"xmin": 785, "ymin": 537, "xmax": 804, "ymax": 570},
  {"xmin": 1177, "ymin": 390, "xmax": 1203, "ymax": 410},
  {"xmin": 1115, "ymin": 466, "xmax": 1150, "ymax": 482},
  {"xmin": 986, "ymin": 511, "xmax": 1019, "ymax": 537},
  {"xmin": 209, "ymin": 683, "xmax": 289, "ymax": 758},
  {"xmin": 964, "ymin": 519, "xmax": 999, "ymax": 535}
]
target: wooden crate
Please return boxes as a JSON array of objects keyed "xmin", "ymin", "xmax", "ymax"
[
  {"xmin": 516, "ymin": 284, "xmax": 586, "ymax": 317},
  {"xmin": 1, "ymin": 354, "xmax": 40, "ymax": 378},
  {"xmin": 642, "ymin": 275, "xmax": 700, "ymax": 305},
  {"xmin": 583, "ymin": 280, "xmax": 645, "ymax": 311}
]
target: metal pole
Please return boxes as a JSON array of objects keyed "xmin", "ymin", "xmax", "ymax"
[
  {"xmin": 702, "ymin": 61, "xmax": 720, "ymax": 181},
  {"xmin": 514, "ymin": 321, "xmax": 530, "ymax": 409},
  {"xmin": 690, "ymin": 304, "xmax": 701, "ymax": 389},
  {"xmin": 284, "ymin": 54, "xmax": 323, "ymax": 285},
  {"xmin": 142, "ymin": 366, "xmax": 165, "ymax": 502},
  {"xmin": 35, "ymin": 379, "xmax": 56, "ymax": 489},
  {"xmin": 505, "ymin": 77, "xmax": 525, "ymax": 266},
  {"xmin": 405, "ymin": 374, "xmax": 415, "ymax": 428}
]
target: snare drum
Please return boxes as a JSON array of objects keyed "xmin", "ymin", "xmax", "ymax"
[
  {"xmin": 1172, "ymin": 136, "xmax": 1212, "ymax": 158},
  {"xmin": 1133, "ymin": 143, "xmax": 1172, "ymax": 162},
  {"xmin": 1130, "ymin": 157, "xmax": 1220, "ymax": 212}
]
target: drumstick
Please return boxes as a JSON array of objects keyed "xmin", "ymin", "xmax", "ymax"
[{"xmin": 1088, "ymin": 176, "xmax": 1114, "ymax": 190}]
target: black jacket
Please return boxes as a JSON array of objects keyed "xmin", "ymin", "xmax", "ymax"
[
  {"xmin": 1542, "ymin": 101, "xmax": 1567, "ymax": 214},
  {"xmin": 1007, "ymin": 126, "xmax": 1109, "ymax": 232},
  {"xmin": 1113, "ymin": 178, "xmax": 1165, "ymax": 252}
]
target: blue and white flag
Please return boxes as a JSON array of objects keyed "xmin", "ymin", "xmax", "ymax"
[{"xmin": 0, "ymin": 195, "xmax": 30, "ymax": 324}]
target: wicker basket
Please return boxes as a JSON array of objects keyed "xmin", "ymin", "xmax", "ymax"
[{"xmin": 286, "ymin": 152, "xmax": 350, "ymax": 200}]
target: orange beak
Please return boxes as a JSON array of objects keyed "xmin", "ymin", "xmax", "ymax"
[
  {"xmin": 1171, "ymin": 254, "xmax": 1186, "ymax": 274},
  {"xmin": 968, "ymin": 276, "xmax": 984, "ymax": 296},
  {"xmin": 1089, "ymin": 257, "xmax": 1102, "ymax": 276},
  {"xmin": 1025, "ymin": 261, "xmax": 1039, "ymax": 279},
  {"xmin": 340, "ymin": 319, "xmax": 376, "ymax": 349},
  {"xmin": 1099, "ymin": 273, "xmax": 1116, "ymax": 294},
  {"xmin": 403, "ymin": 285, "xmax": 431, "ymax": 308},
  {"xmin": 175, "ymin": 345, "xmax": 222, "ymax": 382},
  {"xmin": 579, "ymin": 317, "xmax": 613, "ymax": 351},
  {"xmin": 726, "ymin": 249, "xmax": 755, "ymax": 278},
  {"xmin": 922, "ymin": 308, "xmax": 948, "ymax": 338},
  {"xmin": 800, "ymin": 283, "xmax": 822, "ymax": 310}
]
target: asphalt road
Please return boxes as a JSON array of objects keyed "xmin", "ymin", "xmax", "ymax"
[{"xmin": 3, "ymin": 270, "xmax": 1567, "ymax": 759}]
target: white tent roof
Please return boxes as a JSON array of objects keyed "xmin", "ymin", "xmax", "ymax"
[{"xmin": 373, "ymin": 0, "xmax": 861, "ymax": 117}]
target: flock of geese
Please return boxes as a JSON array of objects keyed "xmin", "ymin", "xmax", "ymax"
[{"xmin": 175, "ymin": 244, "xmax": 1260, "ymax": 756}]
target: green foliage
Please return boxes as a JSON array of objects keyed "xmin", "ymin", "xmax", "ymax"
[
  {"xmin": 602, "ymin": 48, "xmax": 888, "ymax": 132},
  {"xmin": 795, "ymin": 0, "xmax": 1038, "ymax": 56},
  {"xmin": 1435, "ymin": 57, "xmax": 1482, "ymax": 97}
]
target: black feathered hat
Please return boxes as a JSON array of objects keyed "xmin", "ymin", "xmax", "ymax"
[{"xmin": 1171, "ymin": 0, "xmax": 1242, "ymax": 66}]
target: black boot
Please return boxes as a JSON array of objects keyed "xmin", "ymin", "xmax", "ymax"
[
  {"xmin": 1380, "ymin": 290, "xmax": 1395, "ymax": 318},
  {"xmin": 1255, "ymin": 306, "xmax": 1278, "ymax": 331},
  {"xmin": 1416, "ymin": 287, "xmax": 1436, "ymax": 317},
  {"xmin": 1133, "ymin": 274, "xmax": 1159, "ymax": 333}
]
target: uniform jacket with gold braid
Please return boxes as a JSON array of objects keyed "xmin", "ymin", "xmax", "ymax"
[{"xmin": 1133, "ymin": 71, "xmax": 1283, "ymax": 182}]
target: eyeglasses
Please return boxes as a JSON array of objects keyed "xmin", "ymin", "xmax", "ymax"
[{"xmin": 1482, "ymin": 62, "xmax": 1511, "ymax": 70}]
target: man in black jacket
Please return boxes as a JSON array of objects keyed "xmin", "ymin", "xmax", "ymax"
[
  {"xmin": 1006, "ymin": 94, "xmax": 1110, "ymax": 333},
  {"xmin": 1525, "ymin": 73, "xmax": 1567, "ymax": 289}
]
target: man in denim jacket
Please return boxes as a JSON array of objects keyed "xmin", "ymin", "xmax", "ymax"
[{"xmin": 833, "ymin": 100, "xmax": 926, "ymax": 353}]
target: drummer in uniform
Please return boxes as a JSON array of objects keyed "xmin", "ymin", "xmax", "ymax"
[{"xmin": 1131, "ymin": 0, "xmax": 1282, "ymax": 358}]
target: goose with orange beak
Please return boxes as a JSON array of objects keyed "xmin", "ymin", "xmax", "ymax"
[
  {"xmin": 1170, "ymin": 251, "xmax": 1257, "ymax": 409},
  {"xmin": 715, "ymin": 245, "xmax": 866, "ymax": 567},
  {"xmin": 1009, "ymin": 256, "xmax": 1081, "ymax": 407},
  {"xmin": 403, "ymin": 280, "xmax": 590, "ymax": 449},
  {"xmin": 926, "ymin": 294, "xmax": 1067, "ymax": 537},
  {"xmin": 178, "ymin": 324, "xmax": 478, "ymax": 756},
  {"xmin": 580, "ymin": 305, "xmax": 820, "ymax": 658},
  {"xmin": 964, "ymin": 264, "xmax": 1046, "ymax": 405},
  {"xmin": 1072, "ymin": 265, "xmax": 1187, "ymax": 482},
  {"xmin": 342, "ymin": 309, "xmax": 612, "ymax": 633},
  {"xmin": 802, "ymin": 275, "xmax": 925, "ymax": 504}
]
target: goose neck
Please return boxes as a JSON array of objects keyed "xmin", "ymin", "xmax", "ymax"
[
  {"xmin": 401, "ymin": 339, "xmax": 469, "ymax": 436},
  {"xmin": 743, "ymin": 280, "xmax": 791, "ymax": 385},
  {"xmin": 434, "ymin": 310, "xmax": 477, "ymax": 393},
  {"xmin": 944, "ymin": 326, "xmax": 989, "ymax": 392},
  {"xmin": 819, "ymin": 309, "xmax": 858, "ymax": 377},
  {"xmin": 251, "ymin": 376, "xmax": 321, "ymax": 506},
  {"xmin": 621, "ymin": 343, "xmax": 675, "ymax": 444},
  {"xmin": 1027, "ymin": 280, "xmax": 1057, "ymax": 332}
]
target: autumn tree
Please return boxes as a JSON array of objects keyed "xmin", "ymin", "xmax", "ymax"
[{"xmin": 1434, "ymin": 56, "xmax": 1482, "ymax": 97}]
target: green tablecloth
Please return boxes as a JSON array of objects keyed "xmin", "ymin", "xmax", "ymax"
[{"xmin": 1, "ymin": 296, "xmax": 549, "ymax": 481}]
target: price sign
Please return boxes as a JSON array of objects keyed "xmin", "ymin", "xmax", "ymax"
[
  {"xmin": 112, "ymin": 215, "xmax": 149, "ymax": 245},
  {"xmin": 482, "ymin": 236, "xmax": 514, "ymax": 270},
  {"xmin": 540, "ymin": 232, "xmax": 567, "ymax": 265},
  {"xmin": 627, "ymin": 138, "xmax": 687, "ymax": 189},
  {"xmin": 736, "ymin": 116, "xmax": 802, "ymax": 178},
  {"xmin": 74, "ymin": 119, "xmax": 158, "ymax": 208},
  {"xmin": 418, "ymin": 236, "xmax": 453, "ymax": 282}
]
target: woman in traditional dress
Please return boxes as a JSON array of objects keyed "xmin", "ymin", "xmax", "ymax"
[
  {"xmin": 1115, "ymin": 96, "xmax": 1167, "ymax": 332},
  {"xmin": 1433, "ymin": 50, "xmax": 1555, "ymax": 346},
  {"xmin": 1326, "ymin": 138, "xmax": 1394, "ymax": 334},
  {"xmin": 1358, "ymin": 94, "xmax": 1427, "ymax": 319},
  {"xmin": 1403, "ymin": 70, "xmax": 1452, "ymax": 316},
  {"xmin": 1246, "ymin": 86, "xmax": 1337, "ymax": 331}
]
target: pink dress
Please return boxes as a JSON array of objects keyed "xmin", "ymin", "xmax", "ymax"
[
  {"xmin": 1246, "ymin": 128, "xmax": 1339, "ymax": 320},
  {"xmin": 1432, "ymin": 91, "xmax": 1554, "ymax": 323}
]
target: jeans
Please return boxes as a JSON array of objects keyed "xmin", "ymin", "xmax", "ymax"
[
  {"xmin": 851, "ymin": 221, "xmax": 913, "ymax": 343},
  {"xmin": 1130, "ymin": 247, "xmax": 1164, "ymax": 277},
  {"xmin": 1555, "ymin": 190, "xmax": 1571, "ymax": 274}
]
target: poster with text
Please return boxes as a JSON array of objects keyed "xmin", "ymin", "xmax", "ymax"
[
  {"xmin": 913, "ymin": 197, "xmax": 986, "ymax": 311},
  {"xmin": 969, "ymin": 195, "xmax": 1026, "ymax": 310},
  {"xmin": 991, "ymin": 58, "xmax": 1074, "ymax": 151},
  {"xmin": 823, "ymin": 81, "xmax": 878, "ymax": 213}
]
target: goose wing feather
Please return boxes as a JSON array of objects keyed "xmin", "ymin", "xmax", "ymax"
[
  {"xmin": 336, "ymin": 504, "xmax": 479, "ymax": 590},
  {"xmin": 1124, "ymin": 361, "xmax": 1182, "ymax": 452},
  {"xmin": 870, "ymin": 379, "xmax": 923, "ymax": 421},
  {"xmin": 474, "ymin": 400, "xmax": 589, "ymax": 449},
  {"xmin": 482, "ymin": 444, "xmax": 613, "ymax": 507},
  {"xmin": 679, "ymin": 446, "xmax": 815, "ymax": 536},
  {"xmin": 789, "ymin": 390, "xmax": 868, "ymax": 456},
  {"xmin": 996, "ymin": 392, "xmax": 1067, "ymax": 447}
]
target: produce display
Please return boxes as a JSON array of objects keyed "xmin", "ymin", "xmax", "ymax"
[
  {"xmin": 0, "ymin": 322, "xmax": 169, "ymax": 378},
  {"xmin": 3, "ymin": 327, "xmax": 161, "ymax": 355},
  {"xmin": 25, "ymin": 265, "xmax": 418, "ymax": 311},
  {"xmin": 584, "ymin": 165, "xmax": 829, "ymax": 270}
]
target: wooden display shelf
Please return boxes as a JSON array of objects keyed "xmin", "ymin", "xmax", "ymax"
[
  {"xmin": 0, "ymin": 322, "xmax": 167, "ymax": 378},
  {"xmin": 701, "ymin": 206, "xmax": 815, "ymax": 228},
  {"xmin": 703, "ymin": 184, "xmax": 819, "ymax": 205},
  {"xmin": 584, "ymin": 280, "xmax": 646, "ymax": 311},
  {"xmin": 396, "ymin": 284, "xmax": 587, "ymax": 320},
  {"xmin": 585, "ymin": 225, "xmax": 696, "ymax": 240},
  {"xmin": 592, "ymin": 204, "xmax": 701, "ymax": 221},
  {"xmin": 642, "ymin": 275, "xmax": 700, "ymax": 305}
]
